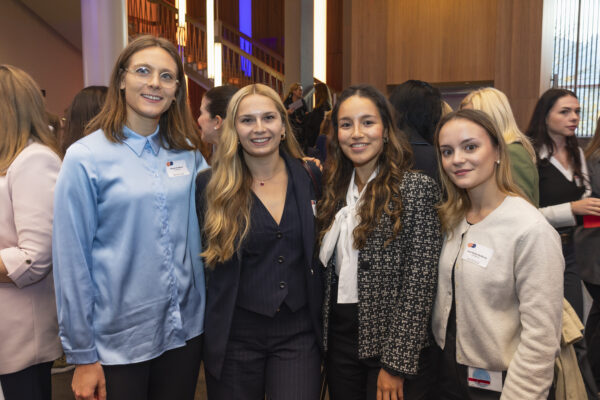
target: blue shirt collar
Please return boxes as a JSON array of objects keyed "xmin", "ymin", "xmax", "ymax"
[{"xmin": 123, "ymin": 125, "xmax": 161, "ymax": 156}]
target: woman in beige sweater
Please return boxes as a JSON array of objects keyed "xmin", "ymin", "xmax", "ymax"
[{"xmin": 432, "ymin": 109, "xmax": 563, "ymax": 399}]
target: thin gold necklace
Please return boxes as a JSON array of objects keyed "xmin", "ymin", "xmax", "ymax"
[{"xmin": 253, "ymin": 162, "xmax": 283, "ymax": 186}]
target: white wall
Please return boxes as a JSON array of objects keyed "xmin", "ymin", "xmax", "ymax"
[{"xmin": 0, "ymin": 0, "xmax": 83, "ymax": 115}]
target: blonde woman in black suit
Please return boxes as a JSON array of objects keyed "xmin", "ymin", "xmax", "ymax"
[{"xmin": 317, "ymin": 85, "xmax": 442, "ymax": 400}]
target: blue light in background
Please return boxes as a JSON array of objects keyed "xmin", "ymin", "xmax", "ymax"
[{"xmin": 239, "ymin": 0, "xmax": 252, "ymax": 77}]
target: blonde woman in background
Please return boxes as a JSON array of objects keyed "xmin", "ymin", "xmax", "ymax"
[
  {"xmin": 0, "ymin": 65, "xmax": 62, "ymax": 400},
  {"xmin": 460, "ymin": 87, "xmax": 539, "ymax": 205}
]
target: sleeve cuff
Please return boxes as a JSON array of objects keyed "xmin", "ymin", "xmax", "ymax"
[
  {"xmin": 381, "ymin": 364, "xmax": 415, "ymax": 380},
  {"xmin": 64, "ymin": 348, "xmax": 99, "ymax": 365},
  {"xmin": 0, "ymin": 247, "xmax": 34, "ymax": 288}
]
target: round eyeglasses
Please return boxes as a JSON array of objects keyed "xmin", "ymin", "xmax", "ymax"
[{"xmin": 123, "ymin": 66, "xmax": 179, "ymax": 88}]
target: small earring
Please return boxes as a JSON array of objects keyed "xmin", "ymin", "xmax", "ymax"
[
  {"xmin": 496, "ymin": 160, "xmax": 500, "ymax": 165},
  {"xmin": 383, "ymin": 137, "xmax": 389, "ymax": 144}
]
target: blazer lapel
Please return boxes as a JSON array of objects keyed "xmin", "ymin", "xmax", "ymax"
[{"xmin": 284, "ymin": 152, "xmax": 316, "ymax": 265}]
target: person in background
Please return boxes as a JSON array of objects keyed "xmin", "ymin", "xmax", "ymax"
[
  {"xmin": 0, "ymin": 65, "xmax": 63, "ymax": 400},
  {"xmin": 283, "ymin": 82, "xmax": 308, "ymax": 142},
  {"xmin": 314, "ymin": 110, "xmax": 332, "ymax": 164},
  {"xmin": 441, "ymin": 100, "xmax": 453, "ymax": 117},
  {"xmin": 432, "ymin": 109, "xmax": 563, "ymax": 399},
  {"xmin": 460, "ymin": 87, "xmax": 539, "ymax": 205},
  {"xmin": 388, "ymin": 80, "xmax": 442, "ymax": 183},
  {"xmin": 304, "ymin": 82, "xmax": 332, "ymax": 152},
  {"xmin": 576, "ymin": 119, "xmax": 600, "ymax": 389},
  {"xmin": 318, "ymin": 84, "xmax": 441, "ymax": 399},
  {"xmin": 525, "ymin": 88, "xmax": 600, "ymax": 320},
  {"xmin": 197, "ymin": 83, "xmax": 323, "ymax": 400},
  {"xmin": 60, "ymin": 86, "xmax": 108, "ymax": 156},
  {"xmin": 197, "ymin": 85, "xmax": 239, "ymax": 163},
  {"xmin": 52, "ymin": 35, "xmax": 209, "ymax": 400}
]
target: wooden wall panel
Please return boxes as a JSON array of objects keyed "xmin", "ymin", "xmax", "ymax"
[
  {"xmin": 386, "ymin": 0, "xmax": 497, "ymax": 85},
  {"xmin": 252, "ymin": 0, "xmax": 284, "ymax": 55},
  {"xmin": 326, "ymin": 0, "xmax": 343, "ymax": 93},
  {"xmin": 494, "ymin": 0, "xmax": 544, "ymax": 129},
  {"xmin": 348, "ymin": 0, "xmax": 388, "ymax": 92}
]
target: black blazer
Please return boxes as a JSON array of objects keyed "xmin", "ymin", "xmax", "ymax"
[
  {"xmin": 322, "ymin": 172, "xmax": 442, "ymax": 375},
  {"xmin": 195, "ymin": 151, "xmax": 323, "ymax": 379}
]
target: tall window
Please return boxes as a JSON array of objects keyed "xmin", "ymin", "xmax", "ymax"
[{"xmin": 553, "ymin": 0, "xmax": 600, "ymax": 137}]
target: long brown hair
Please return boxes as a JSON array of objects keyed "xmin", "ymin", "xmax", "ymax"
[
  {"xmin": 317, "ymin": 85, "xmax": 413, "ymax": 249},
  {"xmin": 86, "ymin": 35, "xmax": 199, "ymax": 150},
  {"xmin": 61, "ymin": 86, "xmax": 107, "ymax": 154},
  {"xmin": 0, "ymin": 65, "xmax": 59, "ymax": 175},
  {"xmin": 202, "ymin": 84, "xmax": 304, "ymax": 266},
  {"xmin": 435, "ymin": 109, "xmax": 525, "ymax": 232}
]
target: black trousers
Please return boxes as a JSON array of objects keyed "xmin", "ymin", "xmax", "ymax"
[
  {"xmin": 102, "ymin": 334, "xmax": 202, "ymax": 400},
  {"xmin": 563, "ymin": 241, "xmax": 584, "ymax": 319},
  {"xmin": 585, "ymin": 282, "xmax": 600, "ymax": 390},
  {"xmin": 0, "ymin": 361, "xmax": 52, "ymax": 400},
  {"xmin": 205, "ymin": 304, "xmax": 321, "ymax": 400},
  {"xmin": 326, "ymin": 301, "xmax": 432, "ymax": 400}
]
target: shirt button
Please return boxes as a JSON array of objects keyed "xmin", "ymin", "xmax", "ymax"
[
  {"xmin": 276, "ymin": 231, "xmax": 283, "ymax": 239},
  {"xmin": 277, "ymin": 256, "xmax": 285, "ymax": 264},
  {"xmin": 279, "ymin": 281, "xmax": 286, "ymax": 289},
  {"xmin": 310, "ymin": 269, "xmax": 314, "ymax": 275}
]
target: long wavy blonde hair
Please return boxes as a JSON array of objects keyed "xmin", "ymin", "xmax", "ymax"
[
  {"xmin": 435, "ymin": 109, "xmax": 525, "ymax": 233},
  {"xmin": 202, "ymin": 84, "xmax": 304, "ymax": 266},
  {"xmin": 460, "ymin": 87, "xmax": 536, "ymax": 162},
  {"xmin": 0, "ymin": 65, "xmax": 59, "ymax": 175}
]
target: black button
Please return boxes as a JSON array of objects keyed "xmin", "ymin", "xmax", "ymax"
[
  {"xmin": 279, "ymin": 281, "xmax": 286, "ymax": 289},
  {"xmin": 25, "ymin": 259, "xmax": 32, "ymax": 265},
  {"xmin": 359, "ymin": 261, "xmax": 370, "ymax": 270},
  {"xmin": 276, "ymin": 231, "xmax": 283, "ymax": 239},
  {"xmin": 277, "ymin": 256, "xmax": 285, "ymax": 264}
]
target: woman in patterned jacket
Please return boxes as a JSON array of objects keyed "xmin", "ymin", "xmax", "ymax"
[{"xmin": 317, "ymin": 84, "xmax": 442, "ymax": 400}]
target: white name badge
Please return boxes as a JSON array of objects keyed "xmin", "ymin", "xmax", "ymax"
[
  {"xmin": 462, "ymin": 242, "xmax": 493, "ymax": 268},
  {"xmin": 166, "ymin": 160, "xmax": 190, "ymax": 177},
  {"xmin": 467, "ymin": 367, "xmax": 503, "ymax": 392},
  {"xmin": 311, "ymin": 200, "xmax": 317, "ymax": 217}
]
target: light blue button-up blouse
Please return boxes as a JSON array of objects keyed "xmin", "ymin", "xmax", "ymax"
[{"xmin": 52, "ymin": 126, "xmax": 209, "ymax": 365}]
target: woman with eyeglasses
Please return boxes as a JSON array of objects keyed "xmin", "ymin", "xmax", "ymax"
[{"xmin": 52, "ymin": 35, "xmax": 209, "ymax": 400}]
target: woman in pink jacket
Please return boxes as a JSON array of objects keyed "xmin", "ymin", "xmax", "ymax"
[{"xmin": 0, "ymin": 65, "xmax": 63, "ymax": 400}]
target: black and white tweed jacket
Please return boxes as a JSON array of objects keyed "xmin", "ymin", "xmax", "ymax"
[{"xmin": 322, "ymin": 171, "xmax": 442, "ymax": 375}]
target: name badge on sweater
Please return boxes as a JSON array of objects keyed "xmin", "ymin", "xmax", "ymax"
[
  {"xmin": 462, "ymin": 242, "xmax": 493, "ymax": 268},
  {"xmin": 311, "ymin": 200, "xmax": 317, "ymax": 216},
  {"xmin": 467, "ymin": 367, "xmax": 503, "ymax": 392},
  {"xmin": 166, "ymin": 160, "xmax": 190, "ymax": 177}
]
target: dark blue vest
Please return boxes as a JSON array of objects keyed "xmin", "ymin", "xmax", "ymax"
[{"xmin": 236, "ymin": 169, "xmax": 308, "ymax": 316}]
